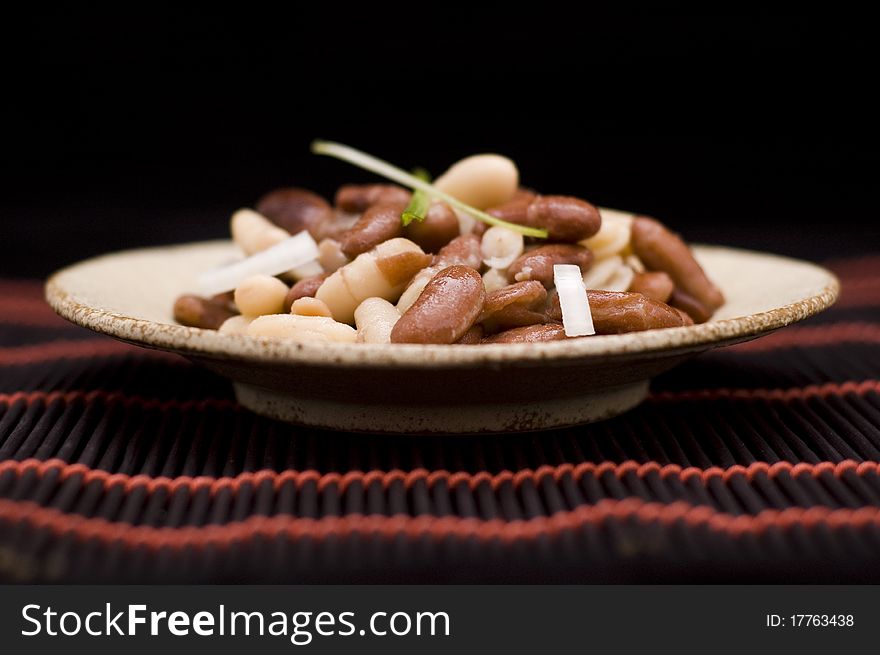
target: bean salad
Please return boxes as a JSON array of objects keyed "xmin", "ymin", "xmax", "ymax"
[{"xmin": 173, "ymin": 145, "xmax": 724, "ymax": 345}]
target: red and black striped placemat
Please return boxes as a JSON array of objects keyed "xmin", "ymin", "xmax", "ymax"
[{"xmin": 1, "ymin": 255, "xmax": 879, "ymax": 582}]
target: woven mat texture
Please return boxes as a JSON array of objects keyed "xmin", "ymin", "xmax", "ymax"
[{"xmin": 0, "ymin": 255, "xmax": 878, "ymax": 582}]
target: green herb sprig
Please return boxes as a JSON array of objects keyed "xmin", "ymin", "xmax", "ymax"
[
  {"xmin": 401, "ymin": 168, "xmax": 432, "ymax": 226},
  {"xmin": 311, "ymin": 140, "xmax": 548, "ymax": 239}
]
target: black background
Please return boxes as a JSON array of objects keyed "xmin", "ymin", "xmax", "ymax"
[{"xmin": 3, "ymin": 8, "xmax": 877, "ymax": 278}]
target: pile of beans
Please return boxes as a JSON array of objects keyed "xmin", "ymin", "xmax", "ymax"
[{"xmin": 173, "ymin": 155, "xmax": 724, "ymax": 344}]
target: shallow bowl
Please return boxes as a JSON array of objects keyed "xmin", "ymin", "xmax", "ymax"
[{"xmin": 45, "ymin": 241, "xmax": 838, "ymax": 433}]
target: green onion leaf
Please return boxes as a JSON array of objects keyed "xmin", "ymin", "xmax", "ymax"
[
  {"xmin": 401, "ymin": 168, "xmax": 432, "ymax": 226},
  {"xmin": 310, "ymin": 140, "xmax": 549, "ymax": 239}
]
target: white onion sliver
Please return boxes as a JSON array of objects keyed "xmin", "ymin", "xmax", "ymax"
[
  {"xmin": 604, "ymin": 264, "xmax": 635, "ymax": 292},
  {"xmin": 482, "ymin": 268, "xmax": 509, "ymax": 293},
  {"xmin": 453, "ymin": 208, "xmax": 477, "ymax": 235},
  {"xmin": 554, "ymin": 264, "xmax": 595, "ymax": 337},
  {"xmin": 580, "ymin": 213, "xmax": 632, "ymax": 260},
  {"xmin": 480, "ymin": 226, "xmax": 523, "ymax": 270},
  {"xmin": 483, "ymin": 256, "xmax": 514, "ymax": 270},
  {"xmin": 625, "ymin": 254, "xmax": 645, "ymax": 273},
  {"xmin": 198, "ymin": 231, "xmax": 319, "ymax": 296},
  {"xmin": 582, "ymin": 255, "xmax": 622, "ymax": 289},
  {"xmin": 597, "ymin": 207, "xmax": 635, "ymax": 223}
]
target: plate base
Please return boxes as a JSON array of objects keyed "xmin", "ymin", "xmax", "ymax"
[{"xmin": 233, "ymin": 380, "xmax": 650, "ymax": 434}]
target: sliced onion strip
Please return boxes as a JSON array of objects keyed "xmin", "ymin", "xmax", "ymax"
[
  {"xmin": 604, "ymin": 263, "xmax": 635, "ymax": 292},
  {"xmin": 198, "ymin": 231, "xmax": 319, "ymax": 296},
  {"xmin": 554, "ymin": 264, "xmax": 595, "ymax": 337},
  {"xmin": 581, "ymin": 255, "xmax": 622, "ymax": 289},
  {"xmin": 580, "ymin": 212, "xmax": 632, "ymax": 261},
  {"xmin": 480, "ymin": 225, "xmax": 524, "ymax": 270}
]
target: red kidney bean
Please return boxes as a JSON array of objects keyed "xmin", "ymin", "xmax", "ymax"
[
  {"xmin": 545, "ymin": 289, "xmax": 689, "ymax": 333},
  {"xmin": 668, "ymin": 287, "xmax": 713, "ymax": 324},
  {"xmin": 488, "ymin": 193, "xmax": 601, "ymax": 242},
  {"xmin": 340, "ymin": 203, "xmax": 404, "ymax": 258},
  {"xmin": 454, "ymin": 324, "xmax": 484, "ymax": 344},
  {"xmin": 404, "ymin": 201, "xmax": 459, "ymax": 253},
  {"xmin": 283, "ymin": 273, "xmax": 329, "ymax": 313},
  {"xmin": 482, "ymin": 324, "xmax": 568, "ymax": 344},
  {"xmin": 507, "ymin": 244, "xmax": 593, "ymax": 288},
  {"xmin": 628, "ymin": 271, "xmax": 674, "ymax": 303},
  {"xmin": 391, "ymin": 266, "xmax": 485, "ymax": 344},
  {"xmin": 433, "ymin": 234, "xmax": 483, "ymax": 269},
  {"xmin": 586, "ymin": 290, "xmax": 690, "ymax": 333},
  {"xmin": 335, "ymin": 184, "xmax": 411, "ymax": 212},
  {"xmin": 478, "ymin": 281, "xmax": 548, "ymax": 333},
  {"xmin": 256, "ymin": 188, "xmax": 333, "ymax": 238},
  {"xmin": 174, "ymin": 294, "xmax": 238, "ymax": 329},
  {"xmin": 630, "ymin": 216, "xmax": 724, "ymax": 315}
]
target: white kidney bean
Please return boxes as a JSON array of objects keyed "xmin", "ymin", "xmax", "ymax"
[
  {"xmin": 395, "ymin": 266, "xmax": 438, "ymax": 314},
  {"xmin": 480, "ymin": 226, "xmax": 524, "ymax": 270},
  {"xmin": 288, "ymin": 258, "xmax": 324, "ymax": 281},
  {"xmin": 354, "ymin": 297, "xmax": 401, "ymax": 343},
  {"xmin": 315, "ymin": 238, "xmax": 431, "ymax": 324},
  {"xmin": 231, "ymin": 209, "xmax": 289, "ymax": 255},
  {"xmin": 246, "ymin": 314, "xmax": 357, "ymax": 343},
  {"xmin": 433, "ymin": 154, "xmax": 519, "ymax": 209},
  {"xmin": 234, "ymin": 274, "xmax": 289, "ymax": 317},
  {"xmin": 218, "ymin": 315, "xmax": 253, "ymax": 335},
  {"xmin": 317, "ymin": 238, "xmax": 348, "ymax": 273},
  {"xmin": 290, "ymin": 297, "xmax": 333, "ymax": 317}
]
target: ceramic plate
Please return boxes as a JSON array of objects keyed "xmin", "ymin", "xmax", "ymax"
[{"xmin": 45, "ymin": 240, "xmax": 839, "ymax": 433}]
